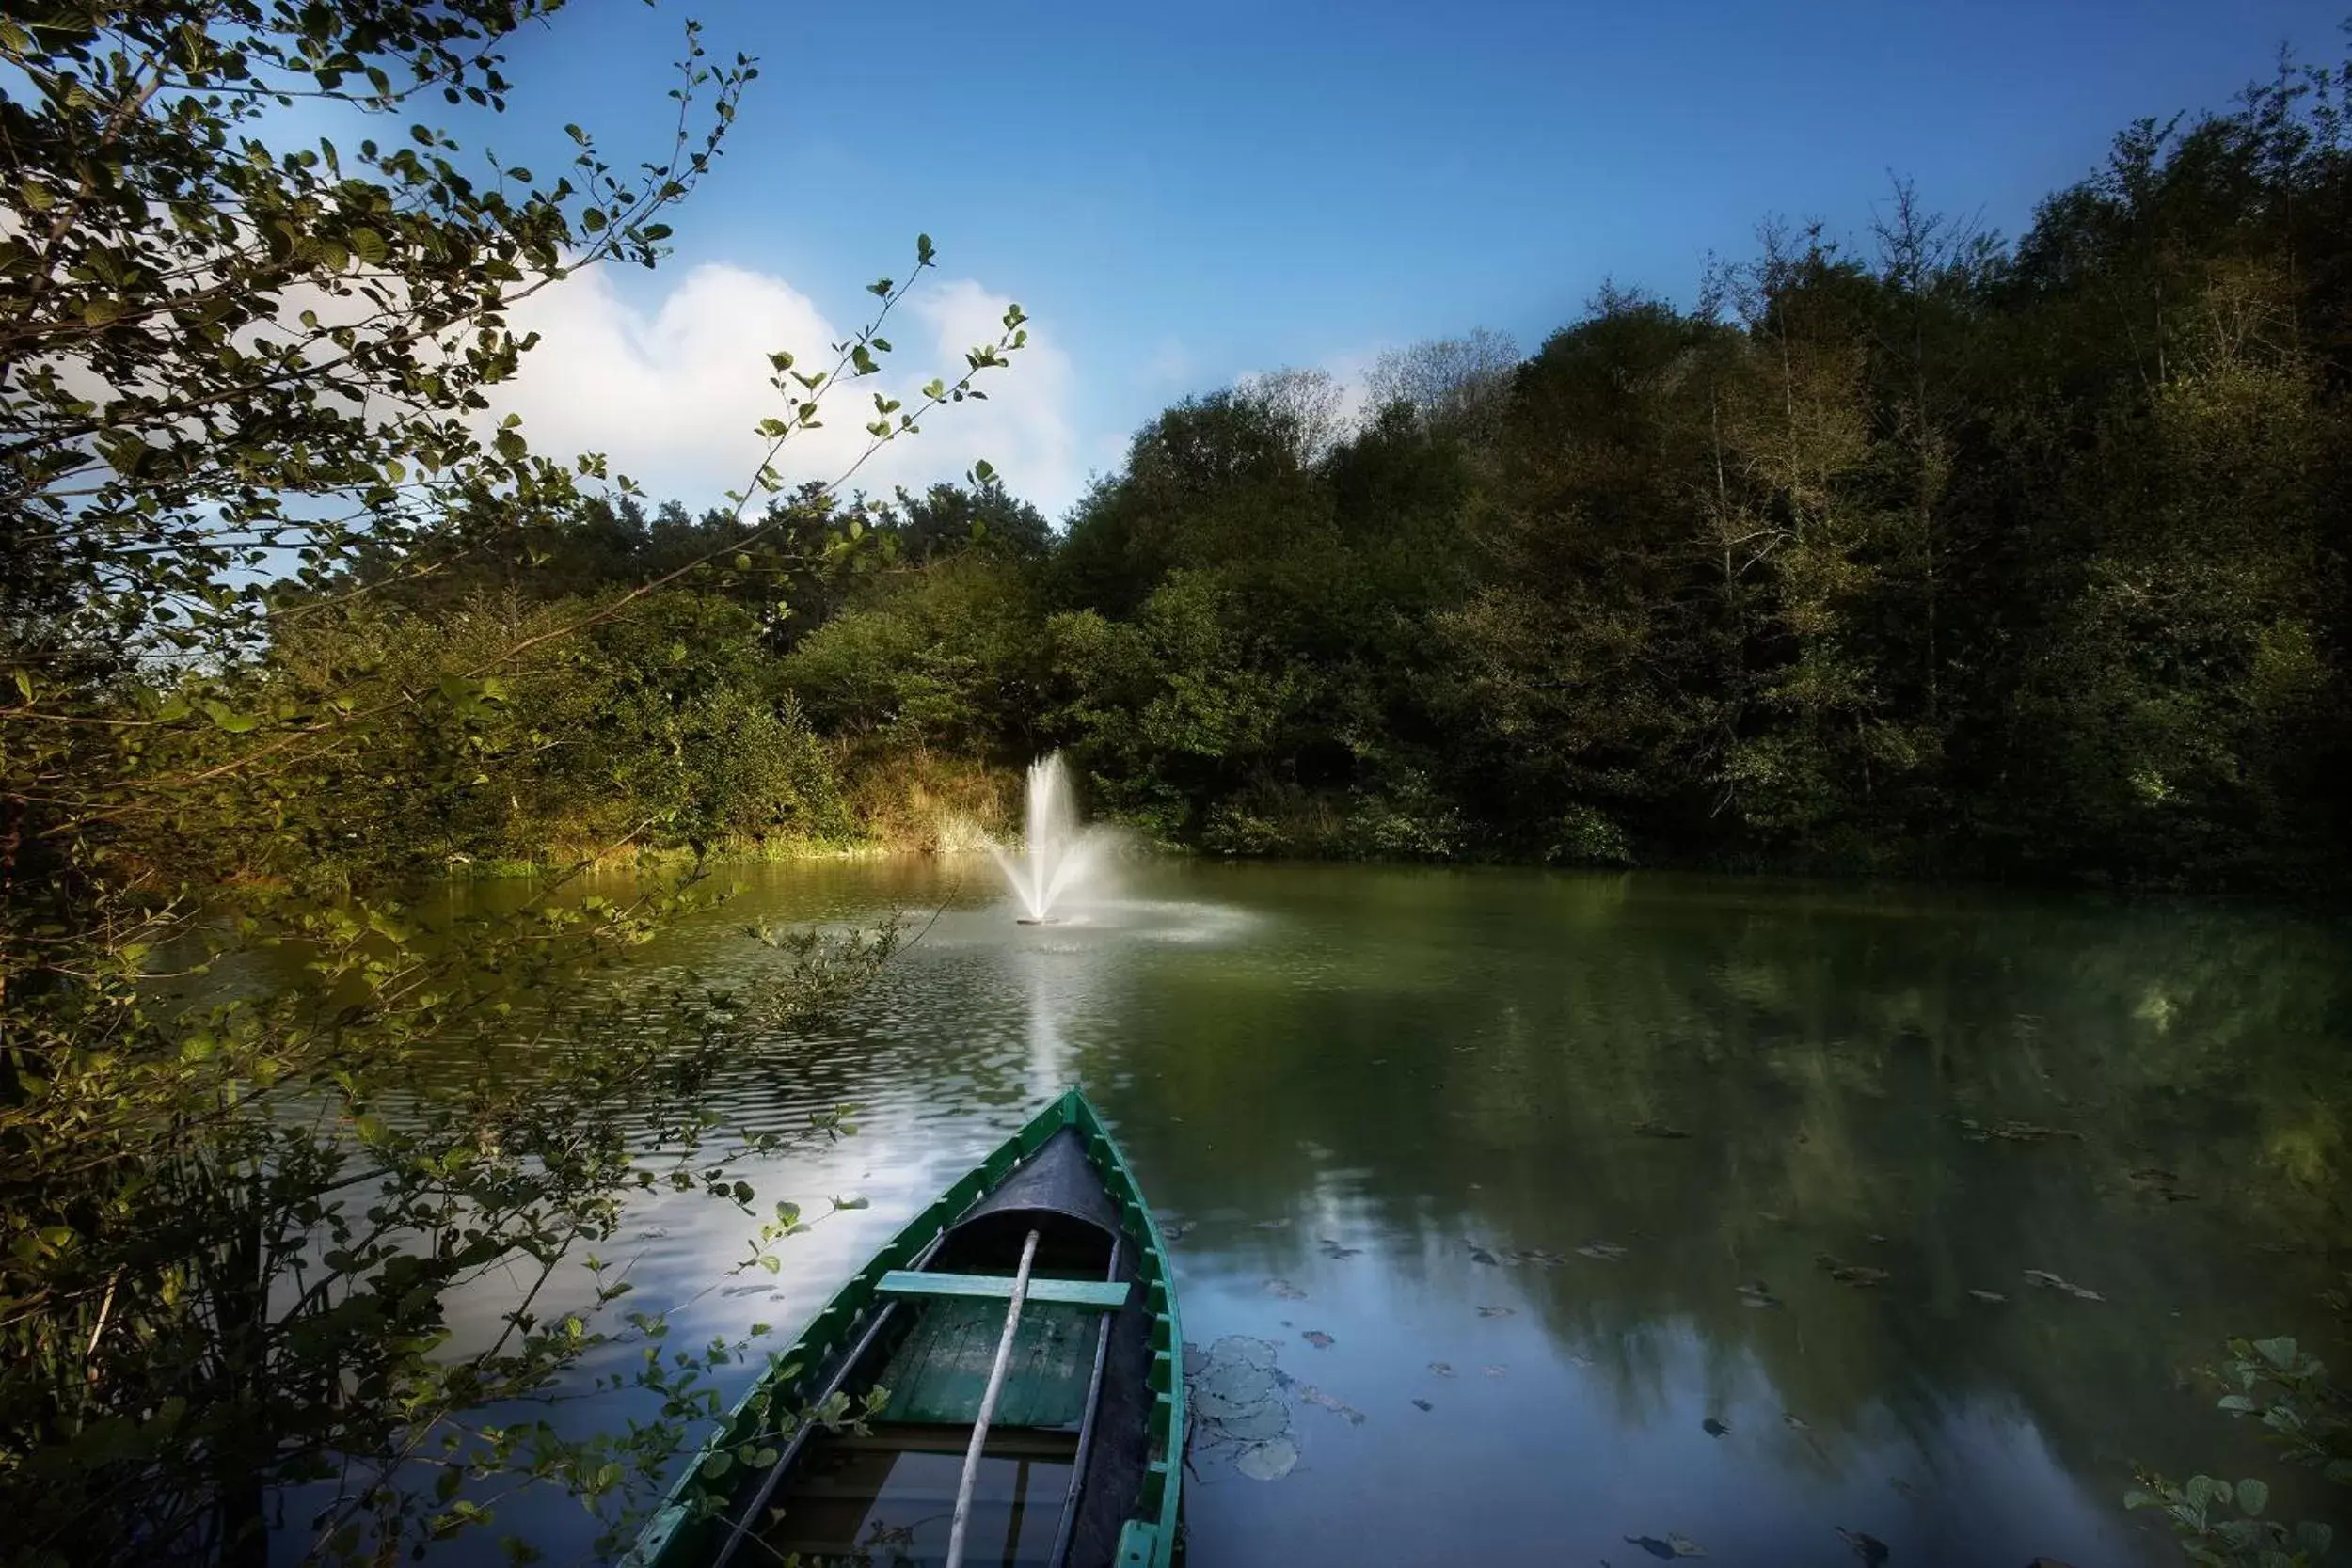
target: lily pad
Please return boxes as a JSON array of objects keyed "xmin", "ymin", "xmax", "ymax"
[
  {"xmin": 1183, "ymin": 1342, "xmax": 1211, "ymax": 1377},
  {"xmin": 2022, "ymin": 1268, "xmax": 2105, "ymax": 1301},
  {"xmin": 1476, "ymin": 1305, "xmax": 1516, "ymax": 1318},
  {"xmin": 1702, "ymin": 1417, "xmax": 1729, "ymax": 1437},
  {"xmin": 1252, "ymin": 1217, "xmax": 1295, "ymax": 1230},
  {"xmin": 1736, "ymin": 1281, "xmax": 1786, "ymax": 1309},
  {"xmin": 1194, "ymin": 1386, "xmax": 1273, "ymax": 1423},
  {"xmin": 1316, "ymin": 1237, "xmax": 1363, "ymax": 1259},
  {"xmin": 1817, "ymin": 1253, "xmax": 1892, "ymax": 1287},
  {"xmin": 1958, "ymin": 1117, "xmax": 2082, "ymax": 1144},
  {"xmin": 1783, "ymin": 1413, "xmax": 1812, "ymax": 1433},
  {"xmin": 1632, "ymin": 1120, "xmax": 1692, "ymax": 1139},
  {"xmin": 1625, "ymin": 1536, "xmax": 1677, "ymax": 1560},
  {"xmin": 1836, "ymin": 1527, "xmax": 1890, "ymax": 1565},
  {"xmin": 1300, "ymin": 1329, "xmax": 1334, "ymax": 1350},
  {"xmin": 1428, "ymin": 1361, "xmax": 1456, "ymax": 1377},
  {"xmin": 2128, "ymin": 1168, "xmax": 2198, "ymax": 1203},
  {"xmin": 1211, "ymin": 1335, "xmax": 1280, "ymax": 1369},
  {"xmin": 1263, "ymin": 1277, "xmax": 1308, "ymax": 1301},
  {"xmin": 1668, "ymin": 1534, "xmax": 1708, "ymax": 1558},
  {"xmin": 1233, "ymin": 1437, "xmax": 1298, "ymax": 1481},
  {"xmin": 1206, "ymin": 1399, "xmax": 1289, "ymax": 1442},
  {"xmin": 1200, "ymin": 1361, "xmax": 1279, "ymax": 1408},
  {"xmin": 1576, "ymin": 1241, "xmax": 1629, "ymax": 1261},
  {"xmin": 1967, "ymin": 1289, "xmax": 2007, "ymax": 1304},
  {"xmin": 1502, "ymin": 1246, "xmax": 1567, "ymax": 1266},
  {"xmin": 1297, "ymin": 1385, "xmax": 1367, "ymax": 1424},
  {"xmin": 1411, "ymin": 1397, "xmax": 1433, "ymax": 1412},
  {"xmin": 1467, "ymin": 1243, "xmax": 1501, "ymax": 1266}
]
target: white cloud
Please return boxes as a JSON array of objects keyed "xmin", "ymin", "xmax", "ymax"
[{"xmin": 491, "ymin": 261, "xmax": 1083, "ymax": 516}]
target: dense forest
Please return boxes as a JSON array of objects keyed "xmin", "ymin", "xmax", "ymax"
[{"xmin": 262, "ymin": 64, "xmax": 2352, "ymax": 895}]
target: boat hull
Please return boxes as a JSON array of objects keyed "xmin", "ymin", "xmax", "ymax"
[{"xmin": 621, "ymin": 1089, "xmax": 1183, "ymax": 1568}]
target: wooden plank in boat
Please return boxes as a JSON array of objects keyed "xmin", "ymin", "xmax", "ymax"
[
  {"xmin": 876, "ymin": 1270, "xmax": 1132, "ymax": 1309},
  {"xmin": 877, "ymin": 1299, "xmax": 1094, "ymax": 1428}
]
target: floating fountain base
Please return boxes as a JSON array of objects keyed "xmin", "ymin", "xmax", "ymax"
[{"xmin": 1014, "ymin": 916, "xmax": 1061, "ymax": 926}]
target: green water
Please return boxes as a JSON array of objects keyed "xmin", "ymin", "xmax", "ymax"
[{"xmin": 443, "ymin": 857, "xmax": 2350, "ymax": 1566}]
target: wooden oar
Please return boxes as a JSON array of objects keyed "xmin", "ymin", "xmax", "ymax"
[{"xmin": 943, "ymin": 1228, "xmax": 1041, "ymax": 1568}]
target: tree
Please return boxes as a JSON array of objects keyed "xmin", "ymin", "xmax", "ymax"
[
  {"xmin": 886, "ymin": 475, "xmax": 1052, "ymax": 564},
  {"xmin": 1232, "ymin": 366, "xmax": 1350, "ymax": 466},
  {"xmin": 0, "ymin": 4, "xmax": 1025, "ymax": 1562},
  {"xmin": 1361, "ymin": 328, "xmax": 1518, "ymax": 441}
]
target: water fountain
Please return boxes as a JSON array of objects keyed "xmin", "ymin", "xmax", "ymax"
[{"xmin": 988, "ymin": 753, "xmax": 1114, "ymax": 924}]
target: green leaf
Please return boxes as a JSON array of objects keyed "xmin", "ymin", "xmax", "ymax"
[
  {"xmin": 349, "ymin": 228, "xmax": 388, "ymax": 266},
  {"xmin": 700, "ymin": 1451, "xmax": 733, "ymax": 1480},
  {"xmin": 200, "ymin": 699, "xmax": 259, "ymax": 734},
  {"xmin": 9, "ymin": 669, "xmax": 30, "ymax": 703},
  {"xmin": 2235, "ymin": 1478, "xmax": 2268, "ymax": 1516}
]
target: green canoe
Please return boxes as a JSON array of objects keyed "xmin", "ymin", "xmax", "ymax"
[{"xmin": 622, "ymin": 1088, "xmax": 1184, "ymax": 1568}]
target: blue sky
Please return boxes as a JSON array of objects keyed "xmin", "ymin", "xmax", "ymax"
[{"xmin": 464, "ymin": 0, "xmax": 2343, "ymax": 517}]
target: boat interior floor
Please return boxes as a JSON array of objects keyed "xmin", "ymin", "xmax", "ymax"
[
  {"xmin": 876, "ymin": 1298, "xmax": 1098, "ymax": 1428},
  {"xmin": 755, "ymin": 1424, "xmax": 1080, "ymax": 1568}
]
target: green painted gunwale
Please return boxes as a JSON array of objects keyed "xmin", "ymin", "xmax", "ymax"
[{"xmin": 619, "ymin": 1087, "xmax": 1184, "ymax": 1568}]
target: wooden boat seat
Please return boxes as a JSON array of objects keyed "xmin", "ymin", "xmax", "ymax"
[{"xmin": 875, "ymin": 1270, "xmax": 1132, "ymax": 1309}]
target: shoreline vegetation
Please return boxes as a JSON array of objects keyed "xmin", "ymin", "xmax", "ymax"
[{"xmin": 249, "ymin": 47, "xmax": 2352, "ymax": 901}]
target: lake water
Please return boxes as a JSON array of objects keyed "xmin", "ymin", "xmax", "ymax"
[{"xmin": 437, "ymin": 856, "xmax": 2350, "ymax": 1567}]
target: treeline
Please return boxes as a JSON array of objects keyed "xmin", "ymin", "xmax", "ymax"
[{"xmin": 291, "ymin": 61, "xmax": 2352, "ymax": 891}]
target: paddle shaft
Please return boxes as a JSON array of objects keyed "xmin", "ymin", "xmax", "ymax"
[{"xmin": 944, "ymin": 1228, "xmax": 1041, "ymax": 1568}]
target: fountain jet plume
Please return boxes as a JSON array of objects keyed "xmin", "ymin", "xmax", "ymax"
[{"xmin": 987, "ymin": 753, "xmax": 1114, "ymax": 923}]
